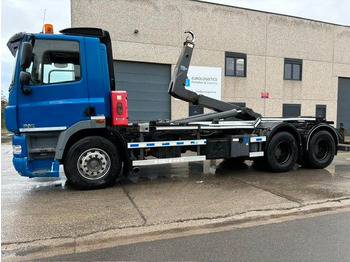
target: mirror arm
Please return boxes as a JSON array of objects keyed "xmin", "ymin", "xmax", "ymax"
[
  {"xmin": 19, "ymin": 71, "xmax": 32, "ymax": 95},
  {"xmin": 20, "ymin": 84, "xmax": 32, "ymax": 95}
]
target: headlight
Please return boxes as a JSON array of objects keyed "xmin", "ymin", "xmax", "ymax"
[{"xmin": 13, "ymin": 145, "xmax": 22, "ymax": 155}]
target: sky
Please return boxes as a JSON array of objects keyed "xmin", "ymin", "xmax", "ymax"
[
  {"xmin": 1, "ymin": 0, "xmax": 350, "ymax": 99},
  {"xmin": 1, "ymin": 0, "xmax": 71, "ymax": 99}
]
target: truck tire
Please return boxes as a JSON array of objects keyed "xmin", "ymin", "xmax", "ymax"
[
  {"xmin": 64, "ymin": 136, "xmax": 121, "ymax": 190},
  {"xmin": 307, "ymin": 130, "xmax": 335, "ymax": 169},
  {"xmin": 266, "ymin": 132, "xmax": 298, "ymax": 172}
]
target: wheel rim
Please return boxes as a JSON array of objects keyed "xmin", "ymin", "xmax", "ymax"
[
  {"xmin": 77, "ymin": 148, "xmax": 111, "ymax": 180},
  {"xmin": 314, "ymin": 140, "xmax": 329, "ymax": 161},
  {"xmin": 274, "ymin": 142, "xmax": 292, "ymax": 164}
]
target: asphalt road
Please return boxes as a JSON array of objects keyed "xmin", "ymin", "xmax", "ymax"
[{"xmin": 44, "ymin": 210, "xmax": 350, "ymax": 262}]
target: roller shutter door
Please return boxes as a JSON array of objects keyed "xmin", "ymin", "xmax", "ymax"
[
  {"xmin": 114, "ymin": 61, "xmax": 171, "ymax": 122},
  {"xmin": 338, "ymin": 78, "xmax": 350, "ymax": 134}
]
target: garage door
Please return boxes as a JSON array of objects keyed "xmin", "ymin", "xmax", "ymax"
[
  {"xmin": 114, "ymin": 61, "xmax": 171, "ymax": 122},
  {"xmin": 338, "ymin": 78, "xmax": 350, "ymax": 134}
]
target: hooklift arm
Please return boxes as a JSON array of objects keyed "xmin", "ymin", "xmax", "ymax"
[{"xmin": 168, "ymin": 31, "xmax": 261, "ymax": 121}]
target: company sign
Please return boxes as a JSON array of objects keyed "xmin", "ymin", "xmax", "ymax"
[{"xmin": 185, "ymin": 66, "xmax": 222, "ymax": 100}]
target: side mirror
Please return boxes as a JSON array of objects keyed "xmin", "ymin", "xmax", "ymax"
[
  {"xmin": 19, "ymin": 71, "xmax": 32, "ymax": 94},
  {"xmin": 20, "ymin": 42, "xmax": 33, "ymax": 69},
  {"xmin": 20, "ymin": 71, "xmax": 31, "ymax": 85}
]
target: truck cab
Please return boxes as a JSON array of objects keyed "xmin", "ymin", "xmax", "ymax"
[{"xmin": 6, "ymin": 27, "xmax": 116, "ymax": 178}]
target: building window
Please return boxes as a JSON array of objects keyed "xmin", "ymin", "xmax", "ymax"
[
  {"xmin": 282, "ymin": 104, "xmax": 301, "ymax": 117},
  {"xmin": 225, "ymin": 52, "xmax": 246, "ymax": 77},
  {"xmin": 316, "ymin": 105, "xmax": 327, "ymax": 118},
  {"xmin": 284, "ymin": 58, "xmax": 302, "ymax": 81}
]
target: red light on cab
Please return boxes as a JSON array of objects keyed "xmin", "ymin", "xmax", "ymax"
[{"xmin": 111, "ymin": 91, "xmax": 128, "ymax": 126}]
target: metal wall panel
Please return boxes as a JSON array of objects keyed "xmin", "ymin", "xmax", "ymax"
[
  {"xmin": 114, "ymin": 61, "xmax": 171, "ymax": 122},
  {"xmin": 338, "ymin": 78, "xmax": 350, "ymax": 134}
]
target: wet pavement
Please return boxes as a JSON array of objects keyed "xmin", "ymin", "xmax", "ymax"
[{"xmin": 1, "ymin": 141, "xmax": 350, "ymax": 260}]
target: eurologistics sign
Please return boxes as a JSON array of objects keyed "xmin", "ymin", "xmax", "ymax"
[{"xmin": 185, "ymin": 66, "xmax": 222, "ymax": 100}]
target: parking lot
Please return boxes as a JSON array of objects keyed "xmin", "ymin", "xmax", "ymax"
[{"xmin": 2, "ymin": 141, "xmax": 350, "ymax": 260}]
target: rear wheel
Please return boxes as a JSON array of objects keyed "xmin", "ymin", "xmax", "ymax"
[
  {"xmin": 307, "ymin": 130, "xmax": 335, "ymax": 169},
  {"xmin": 266, "ymin": 132, "xmax": 298, "ymax": 172},
  {"xmin": 64, "ymin": 136, "xmax": 121, "ymax": 190}
]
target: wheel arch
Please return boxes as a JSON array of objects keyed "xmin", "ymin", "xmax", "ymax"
[
  {"xmin": 264, "ymin": 122, "xmax": 302, "ymax": 151},
  {"xmin": 55, "ymin": 122, "xmax": 129, "ymax": 170},
  {"xmin": 60, "ymin": 129, "xmax": 109, "ymax": 162},
  {"xmin": 305, "ymin": 124, "xmax": 339, "ymax": 154}
]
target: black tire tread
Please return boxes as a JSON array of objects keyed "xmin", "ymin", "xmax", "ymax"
[
  {"xmin": 266, "ymin": 131, "xmax": 298, "ymax": 172},
  {"xmin": 307, "ymin": 130, "xmax": 335, "ymax": 169},
  {"xmin": 64, "ymin": 136, "xmax": 121, "ymax": 190}
]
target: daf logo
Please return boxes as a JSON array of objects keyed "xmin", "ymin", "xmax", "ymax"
[{"xmin": 23, "ymin": 124, "xmax": 35, "ymax": 128}]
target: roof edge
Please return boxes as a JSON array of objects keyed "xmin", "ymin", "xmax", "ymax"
[{"xmin": 194, "ymin": 0, "xmax": 350, "ymax": 28}]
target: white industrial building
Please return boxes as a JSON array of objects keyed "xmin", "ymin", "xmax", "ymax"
[{"xmin": 71, "ymin": 0, "xmax": 350, "ymax": 133}]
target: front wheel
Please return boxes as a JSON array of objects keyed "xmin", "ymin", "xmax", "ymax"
[
  {"xmin": 266, "ymin": 132, "xmax": 298, "ymax": 172},
  {"xmin": 64, "ymin": 136, "xmax": 121, "ymax": 190}
]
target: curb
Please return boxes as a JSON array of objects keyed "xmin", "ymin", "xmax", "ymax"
[{"xmin": 2, "ymin": 197, "xmax": 350, "ymax": 261}]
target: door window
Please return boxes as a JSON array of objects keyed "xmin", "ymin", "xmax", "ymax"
[{"xmin": 26, "ymin": 39, "xmax": 80, "ymax": 85}]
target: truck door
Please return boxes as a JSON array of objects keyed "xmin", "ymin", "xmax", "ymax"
[{"xmin": 17, "ymin": 38, "xmax": 89, "ymax": 131}]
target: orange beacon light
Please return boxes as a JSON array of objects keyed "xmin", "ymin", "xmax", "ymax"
[{"xmin": 44, "ymin": 24, "xmax": 54, "ymax": 34}]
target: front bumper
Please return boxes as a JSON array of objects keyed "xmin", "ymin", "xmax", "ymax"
[{"xmin": 12, "ymin": 135, "xmax": 60, "ymax": 178}]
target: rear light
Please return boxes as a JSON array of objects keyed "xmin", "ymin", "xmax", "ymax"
[
  {"xmin": 111, "ymin": 91, "xmax": 128, "ymax": 126},
  {"xmin": 117, "ymin": 102, "xmax": 123, "ymax": 115}
]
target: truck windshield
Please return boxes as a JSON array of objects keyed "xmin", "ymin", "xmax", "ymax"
[
  {"xmin": 9, "ymin": 50, "xmax": 18, "ymax": 92},
  {"xmin": 26, "ymin": 39, "xmax": 81, "ymax": 85}
]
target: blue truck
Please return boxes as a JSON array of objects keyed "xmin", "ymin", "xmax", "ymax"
[{"xmin": 5, "ymin": 26, "xmax": 340, "ymax": 189}]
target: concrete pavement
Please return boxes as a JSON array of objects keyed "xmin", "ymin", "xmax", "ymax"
[{"xmin": 1, "ymin": 141, "xmax": 350, "ymax": 261}]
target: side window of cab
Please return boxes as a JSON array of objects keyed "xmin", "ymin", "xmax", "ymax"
[{"xmin": 26, "ymin": 39, "xmax": 81, "ymax": 85}]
